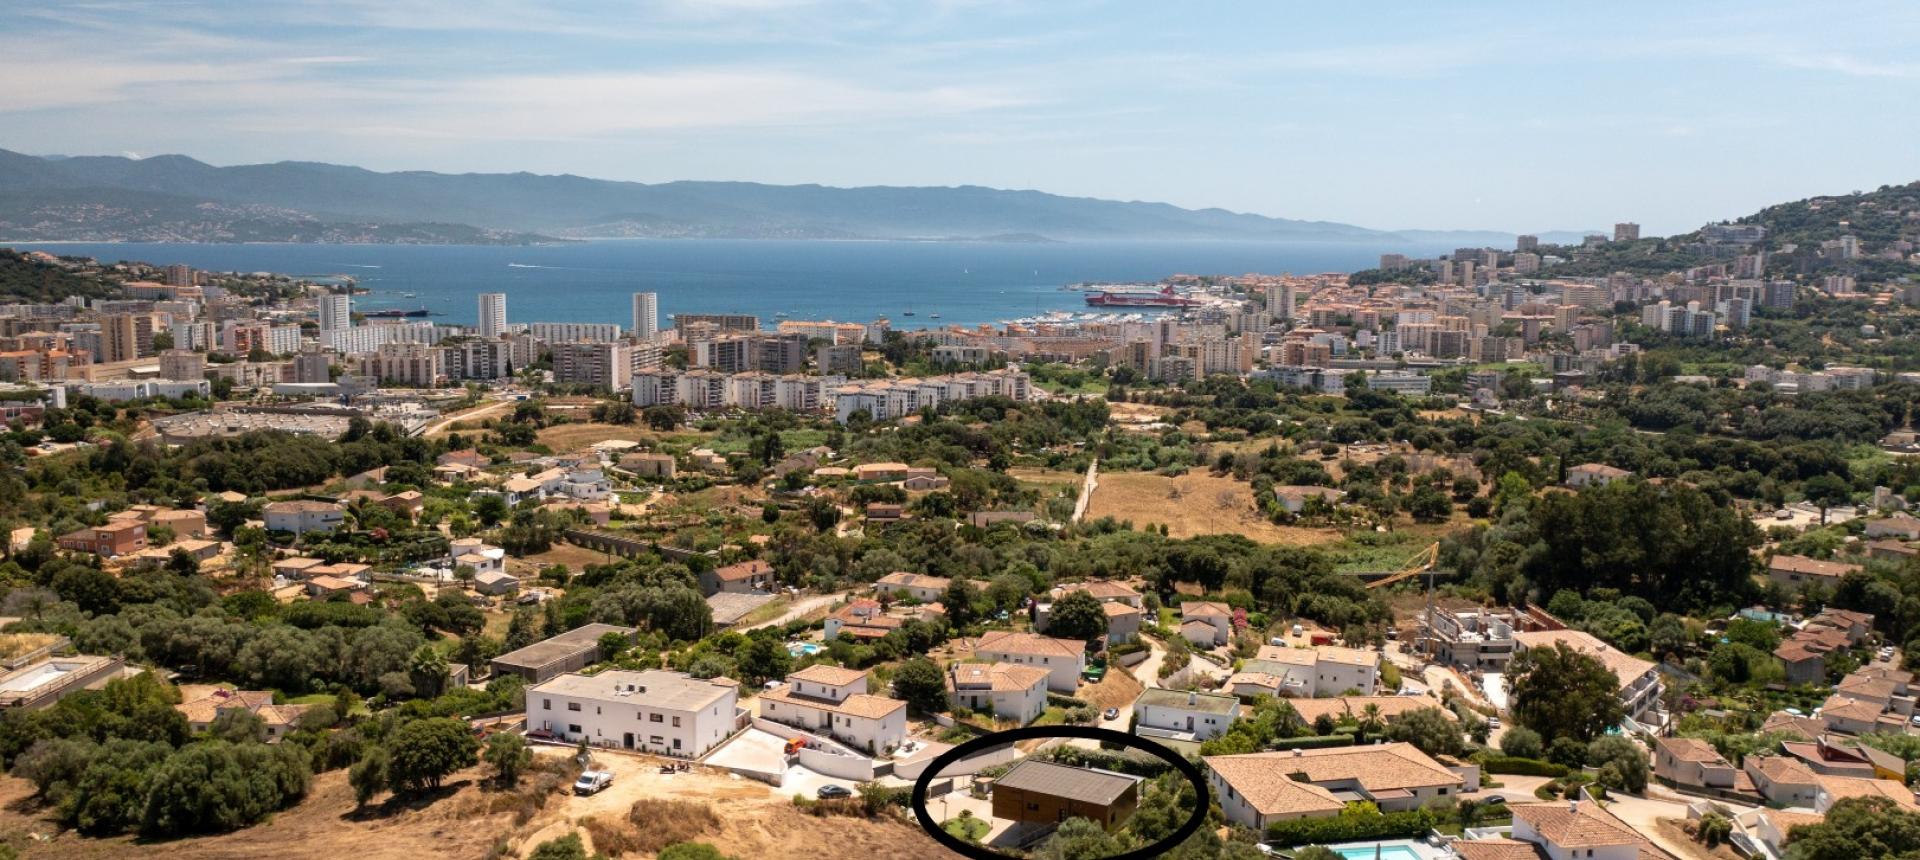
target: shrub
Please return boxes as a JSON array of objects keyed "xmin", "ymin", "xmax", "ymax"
[
  {"xmin": 1265, "ymin": 810, "xmax": 1437, "ymax": 846},
  {"xmin": 1499, "ymin": 726, "xmax": 1544, "ymax": 759},
  {"xmin": 1477, "ymin": 755, "xmax": 1570, "ymax": 778},
  {"xmin": 1270, "ymin": 733, "xmax": 1357, "ymax": 751},
  {"xmin": 624, "ymin": 799, "xmax": 723, "ymax": 854}
]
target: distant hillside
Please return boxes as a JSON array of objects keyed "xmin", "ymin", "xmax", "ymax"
[
  {"xmin": 0, "ymin": 148, "xmax": 1543, "ymax": 246},
  {"xmin": 0, "ymin": 248, "xmax": 118, "ymax": 302},
  {"xmin": 1543, "ymin": 182, "xmax": 1920, "ymax": 279}
]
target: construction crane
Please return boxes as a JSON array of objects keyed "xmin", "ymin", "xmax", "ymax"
[{"xmin": 1364, "ymin": 542, "xmax": 1440, "ymax": 590}]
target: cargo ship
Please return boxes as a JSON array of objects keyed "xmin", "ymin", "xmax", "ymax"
[
  {"xmin": 362, "ymin": 307, "xmax": 434, "ymax": 318},
  {"xmin": 1084, "ymin": 285, "xmax": 1199, "ymax": 308}
]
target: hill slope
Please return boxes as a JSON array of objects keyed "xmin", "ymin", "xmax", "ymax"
[{"xmin": 0, "ymin": 149, "xmax": 1542, "ymax": 245}]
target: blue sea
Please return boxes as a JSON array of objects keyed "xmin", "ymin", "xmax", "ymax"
[{"xmin": 3, "ymin": 239, "xmax": 1457, "ymax": 329}]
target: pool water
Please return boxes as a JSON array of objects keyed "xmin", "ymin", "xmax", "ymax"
[
  {"xmin": 786, "ymin": 642, "xmax": 823, "ymax": 657},
  {"xmin": 1334, "ymin": 846, "xmax": 1424, "ymax": 860}
]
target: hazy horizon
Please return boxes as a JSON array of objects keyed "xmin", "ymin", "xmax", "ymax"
[{"xmin": 9, "ymin": 1, "xmax": 1920, "ymax": 235}]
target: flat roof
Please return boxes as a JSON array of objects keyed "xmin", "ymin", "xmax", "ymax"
[
  {"xmin": 993, "ymin": 759, "xmax": 1138, "ymax": 806},
  {"xmin": 493, "ymin": 623, "xmax": 636, "ymax": 670},
  {"xmin": 532, "ymin": 669, "xmax": 734, "ymax": 712},
  {"xmin": 1135, "ymin": 688, "xmax": 1239, "ymax": 715}
]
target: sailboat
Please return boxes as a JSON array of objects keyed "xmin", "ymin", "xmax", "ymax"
[{"xmin": 902, "ymin": 302, "xmax": 916, "ymax": 317}]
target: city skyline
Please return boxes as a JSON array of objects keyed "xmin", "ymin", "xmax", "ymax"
[{"xmin": 8, "ymin": 1, "xmax": 1920, "ymax": 235}]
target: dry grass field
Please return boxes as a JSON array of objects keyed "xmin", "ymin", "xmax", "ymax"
[
  {"xmin": 533, "ymin": 422, "xmax": 651, "ymax": 451},
  {"xmin": 1006, "ymin": 466, "xmax": 1083, "ymax": 489},
  {"xmin": 1085, "ymin": 470, "xmax": 1343, "ymax": 545}
]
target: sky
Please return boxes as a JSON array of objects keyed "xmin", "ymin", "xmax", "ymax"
[{"xmin": 6, "ymin": 0, "xmax": 1920, "ymax": 235}]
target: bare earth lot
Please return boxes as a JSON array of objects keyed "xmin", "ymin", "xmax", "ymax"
[
  {"xmin": 1086, "ymin": 470, "xmax": 1343, "ymax": 545},
  {"xmin": 0, "ymin": 748, "xmax": 961, "ymax": 860}
]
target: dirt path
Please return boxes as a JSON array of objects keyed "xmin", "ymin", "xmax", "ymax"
[
  {"xmin": 736, "ymin": 593, "xmax": 839, "ymax": 632},
  {"xmin": 422, "ymin": 399, "xmax": 513, "ymax": 437}
]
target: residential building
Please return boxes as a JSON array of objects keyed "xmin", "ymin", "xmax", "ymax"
[
  {"xmin": 946, "ymin": 661, "xmax": 1048, "ymax": 724},
  {"xmin": 1865, "ymin": 513, "xmax": 1920, "ymax": 540},
  {"xmin": 176, "ymin": 689, "xmax": 308, "ymax": 743},
  {"xmin": 1745, "ymin": 755, "xmax": 1824, "ymax": 808},
  {"xmin": 1179, "ymin": 601, "xmax": 1234, "ymax": 647},
  {"xmin": 1227, "ymin": 645, "xmax": 1380, "ymax": 698},
  {"xmin": 101, "ymin": 312, "xmax": 154, "ymax": 363},
  {"xmin": 632, "ymin": 292, "xmax": 659, "ymax": 341},
  {"xmin": 1653, "ymin": 737, "xmax": 1746, "ymax": 795},
  {"xmin": 527, "ymin": 669, "xmax": 738, "ymax": 758},
  {"xmin": 1272, "ymin": 485, "xmax": 1344, "ymax": 514},
  {"xmin": 1424, "ymin": 607, "xmax": 1517, "ymax": 670},
  {"xmin": 875, "ymin": 571, "xmax": 951, "ymax": 603},
  {"xmin": 529, "ymin": 322, "xmax": 622, "ymax": 343},
  {"xmin": 991, "ymin": 760, "xmax": 1141, "ymax": 832},
  {"xmin": 757, "ymin": 665, "xmax": 907, "ymax": 756},
  {"xmin": 492, "ymin": 623, "xmax": 637, "ymax": 683},
  {"xmin": 261, "ymin": 500, "xmax": 345, "ymax": 536},
  {"xmin": 1768, "ymin": 555, "xmax": 1862, "ymax": 591},
  {"xmin": 318, "ymin": 293, "xmax": 351, "ymax": 331},
  {"xmin": 1206, "ymin": 743, "xmax": 1467, "ymax": 827},
  {"xmin": 970, "ymin": 630, "xmax": 1086, "ymax": 693},
  {"xmin": 823, "ymin": 599, "xmax": 904, "ymax": 641},
  {"xmin": 1512, "ymin": 629, "xmax": 1663, "ymax": 724},
  {"xmin": 1565, "ymin": 462, "xmax": 1632, "ymax": 489},
  {"xmin": 158, "ymin": 349, "xmax": 205, "ymax": 382},
  {"xmin": 477, "ymin": 293, "xmax": 507, "ymax": 338},
  {"xmin": 1133, "ymin": 688, "xmax": 1240, "ymax": 744},
  {"xmin": 55, "ymin": 520, "xmax": 147, "ymax": 557},
  {"xmin": 1468, "ymin": 800, "xmax": 1678, "ymax": 860},
  {"xmin": 552, "ymin": 341, "xmax": 632, "ymax": 391},
  {"xmin": 700, "ymin": 559, "xmax": 773, "ymax": 596},
  {"xmin": 1282, "ymin": 695, "xmax": 1451, "ymax": 728}
]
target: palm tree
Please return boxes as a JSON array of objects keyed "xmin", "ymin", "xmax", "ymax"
[{"xmin": 1358, "ymin": 703, "xmax": 1385, "ymax": 739}]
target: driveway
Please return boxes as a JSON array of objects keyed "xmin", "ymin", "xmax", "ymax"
[
  {"xmin": 702, "ymin": 727, "xmax": 865, "ymax": 798},
  {"xmin": 738, "ymin": 593, "xmax": 840, "ymax": 632}
]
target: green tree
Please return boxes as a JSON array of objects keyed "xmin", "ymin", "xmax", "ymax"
[
  {"xmin": 349, "ymin": 746, "xmax": 389, "ymax": 807},
  {"xmin": 1047, "ymin": 590, "xmax": 1108, "ymax": 641},
  {"xmin": 1385, "ymin": 707, "xmax": 1467, "ymax": 758},
  {"xmin": 1499, "ymin": 726, "xmax": 1545, "ymax": 759},
  {"xmin": 1037, "ymin": 817, "xmax": 1128, "ymax": 860},
  {"xmin": 386, "ymin": 718, "xmax": 479, "ymax": 794},
  {"xmin": 1785, "ymin": 796, "xmax": 1920, "ymax": 860},
  {"xmin": 528, "ymin": 832, "xmax": 596, "ymax": 860},
  {"xmin": 659, "ymin": 844, "xmax": 732, "ymax": 860},
  {"xmin": 1587, "ymin": 735, "xmax": 1649, "ymax": 793},
  {"xmin": 139, "ymin": 741, "xmax": 311, "ymax": 836},
  {"xmin": 891, "ymin": 657, "xmax": 949, "ymax": 715},
  {"xmin": 483, "ymin": 732, "xmax": 532, "ymax": 787},
  {"xmin": 1507, "ymin": 643, "xmax": 1623, "ymax": 744}
]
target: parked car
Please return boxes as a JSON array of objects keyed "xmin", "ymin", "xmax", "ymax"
[
  {"xmin": 817, "ymin": 784, "xmax": 853, "ymax": 799},
  {"xmin": 1486, "ymin": 716, "xmax": 1501, "ymax": 729},
  {"xmin": 573, "ymin": 770, "xmax": 614, "ymax": 795},
  {"xmin": 1102, "ymin": 708, "xmax": 1119, "ymax": 721},
  {"xmin": 1483, "ymin": 795, "xmax": 1506, "ymax": 805}
]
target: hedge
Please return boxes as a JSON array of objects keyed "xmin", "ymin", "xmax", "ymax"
[
  {"xmin": 1265, "ymin": 810, "xmax": 1437, "ymax": 846},
  {"xmin": 1270, "ymin": 733, "xmax": 1357, "ymax": 751},
  {"xmin": 1047, "ymin": 693, "xmax": 1091, "ymax": 709},
  {"xmin": 1044, "ymin": 745, "xmax": 1171, "ymax": 778},
  {"xmin": 1479, "ymin": 756, "xmax": 1570, "ymax": 778}
]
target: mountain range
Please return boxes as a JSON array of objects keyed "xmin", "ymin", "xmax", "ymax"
[{"xmin": 0, "ymin": 148, "xmax": 1586, "ymax": 246}]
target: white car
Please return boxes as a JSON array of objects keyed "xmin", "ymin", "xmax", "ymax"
[{"xmin": 573, "ymin": 770, "xmax": 614, "ymax": 795}]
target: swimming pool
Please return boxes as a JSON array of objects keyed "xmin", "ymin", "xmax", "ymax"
[
  {"xmin": 786, "ymin": 642, "xmax": 823, "ymax": 657},
  {"xmin": 1329, "ymin": 840, "xmax": 1435, "ymax": 860}
]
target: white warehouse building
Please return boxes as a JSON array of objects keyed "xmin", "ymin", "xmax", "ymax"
[{"xmin": 527, "ymin": 669, "xmax": 740, "ymax": 759}]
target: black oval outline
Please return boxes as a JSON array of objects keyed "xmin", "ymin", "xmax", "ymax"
[{"xmin": 909, "ymin": 725, "xmax": 1209, "ymax": 860}]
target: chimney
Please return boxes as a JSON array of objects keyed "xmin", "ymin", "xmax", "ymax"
[
  {"xmin": 1293, "ymin": 748, "xmax": 1303, "ymax": 757},
  {"xmin": 1568, "ymin": 798, "xmax": 1579, "ymax": 813},
  {"xmin": 1188, "ymin": 691, "xmax": 1197, "ymax": 706}
]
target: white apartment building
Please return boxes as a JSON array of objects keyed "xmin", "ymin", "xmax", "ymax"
[
  {"xmin": 756, "ymin": 665, "xmax": 907, "ymax": 755},
  {"xmin": 477, "ymin": 293, "xmax": 507, "ymax": 338},
  {"xmin": 1134, "ymin": 688, "xmax": 1240, "ymax": 743},
  {"xmin": 318, "ymin": 293, "xmax": 351, "ymax": 331},
  {"xmin": 552, "ymin": 342, "xmax": 632, "ymax": 391},
  {"xmin": 1226, "ymin": 645, "xmax": 1380, "ymax": 698},
  {"xmin": 527, "ymin": 669, "xmax": 739, "ymax": 758},
  {"xmin": 530, "ymin": 322, "xmax": 622, "ymax": 343},
  {"xmin": 262, "ymin": 500, "xmax": 345, "ymax": 536},
  {"xmin": 970, "ymin": 630, "xmax": 1085, "ymax": 693},
  {"xmin": 632, "ymin": 292, "xmax": 659, "ymax": 341},
  {"xmin": 946, "ymin": 662, "xmax": 1049, "ymax": 724},
  {"xmin": 832, "ymin": 368, "xmax": 1031, "ymax": 424}
]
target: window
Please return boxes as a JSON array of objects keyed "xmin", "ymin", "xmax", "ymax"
[
  {"xmin": 542, "ymin": 698, "xmax": 551, "ymax": 710},
  {"xmin": 672, "ymin": 716, "xmax": 681, "ymax": 727},
  {"xmin": 568, "ymin": 724, "xmax": 582, "ymax": 733},
  {"xmin": 651, "ymin": 735, "xmax": 665, "ymax": 745},
  {"xmin": 650, "ymin": 713, "xmax": 664, "ymax": 723},
  {"xmin": 567, "ymin": 702, "xmax": 581, "ymax": 711}
]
